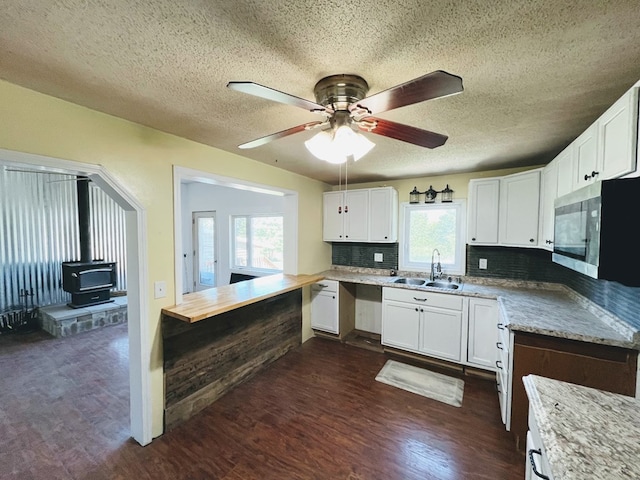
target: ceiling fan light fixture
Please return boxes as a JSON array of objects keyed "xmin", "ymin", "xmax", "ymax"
[
  {"xmin": 304, "ymin": 130, "xmax": 346, "ymax": 164},
  {"xmin": 305, "ymin": 126, "xmax": 375, "ymax": 163}
]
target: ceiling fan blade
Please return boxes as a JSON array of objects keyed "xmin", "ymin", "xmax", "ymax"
[
  {"xmin": 359, "ymin": 117, "xmax": 448, "ymax": 149},
  {"xmin": 238, "ymin": 121, "xmax": 324, "ymax": 149},
  {"xmin": 354, "ymin": 70, "xmax": 463, "ymax": 115},
  {"xmin": 227, "ymin": 81, "xmax": 327, "ymax": 112}
]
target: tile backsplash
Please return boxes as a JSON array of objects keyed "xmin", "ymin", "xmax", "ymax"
[
  {"xmin": 467, "ymin": 245, "xmax": 640, "ymax": 331},
  {"xmin": 332, "ymin": 242, "xmax": 398, "ymax": 270}
]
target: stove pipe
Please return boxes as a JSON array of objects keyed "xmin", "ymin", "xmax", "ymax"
[{"xmin": 77, "ymin": 178, "xmax": 92, "ymax": 263}]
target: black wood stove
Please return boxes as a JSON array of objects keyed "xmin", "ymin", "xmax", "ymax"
[{"xmin": 61, "ymin": 178, "xmax": 117, "ymax": 308}]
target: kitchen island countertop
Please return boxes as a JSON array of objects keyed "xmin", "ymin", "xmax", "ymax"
[{"xmin": 524, "ymin": 374, "xmax": 640, "ymax": 479}]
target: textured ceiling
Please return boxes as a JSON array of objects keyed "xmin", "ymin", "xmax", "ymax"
[{"xmin": 1, "ymin": 1, "xmax": 640, "ymax": 185}]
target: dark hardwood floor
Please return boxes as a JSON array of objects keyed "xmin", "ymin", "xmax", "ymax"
[{"xmin": 0, "ymin": 324, "xmax": 524, "ymax": 479}]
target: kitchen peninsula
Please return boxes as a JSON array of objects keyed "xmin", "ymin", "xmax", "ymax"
[{"xmin": 161, "ymin": 273, "xmax": 323, "ymax": 429}]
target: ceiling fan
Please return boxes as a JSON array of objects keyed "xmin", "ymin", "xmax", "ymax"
[{"xmin": 227, "ymin": 70, "xmax": 463, "ymax": 163}]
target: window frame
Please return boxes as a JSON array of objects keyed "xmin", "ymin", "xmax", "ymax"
[
  {"xmin": 230, "ymin": 213, "xmax": 284, "ymax": 274},
  {"xmin": 398, "ymin": 200, "xmax": 467, "ymax": 275}
]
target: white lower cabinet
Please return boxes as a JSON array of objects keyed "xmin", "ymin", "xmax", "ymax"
[
  {"xmin": 382, "ymin": 287, "xmax": 465, "ymax": 363},
  {"xmin": 381, "ymin": 300, "xmax": 420, "ymax": 351},
  {"xmin": 310, "ymin": 280, "xmax": 339, "ymax": 334},
  {"xmin": 419, "ymin": 306, "xmax": 463, "ymax": 362},
  {"xmin": 496, "ymin": 314, "xmax": 514, "ymax": 431},
  {"xmin": 526, "ymin": 406, "xmax": 554, "ymax": 480},
  {"xmin": 467, "ymin": 298, "xmax": 499, "ymax": 369}
]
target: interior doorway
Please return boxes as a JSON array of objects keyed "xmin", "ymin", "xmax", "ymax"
[
  {"xmin": 193, "ymin": 210, "xmax": 217, "ymax": 291},
  {"xmin": 0, "ymin": 148, "xmax": 151, "ymax": 446}
]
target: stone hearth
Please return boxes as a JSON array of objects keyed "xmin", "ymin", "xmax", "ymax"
[{"xmin": 39, "ymin": 296, "xmax": 127, "ymax": 338}]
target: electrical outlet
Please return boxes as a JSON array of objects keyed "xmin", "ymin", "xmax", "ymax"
[
  {"xmin": 374, "ymin": 253, "xmax": 383, "ymax": 262},
  {"xmin": 479, "ymin": 258, "xmax": 488, "ymax": 270},
  {"xmin": 154, "ymin": 280, "xmax": 167, "ymax": 299}
]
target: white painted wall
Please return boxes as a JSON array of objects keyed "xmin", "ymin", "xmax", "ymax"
[{"xmin": 181, "ymin": 182, "xmax": 286, "ymax": 291}]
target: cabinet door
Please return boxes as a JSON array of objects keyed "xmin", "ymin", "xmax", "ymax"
[
  {"xmin": 419, "ymin": 307, "xmax": 463, "ymax": 362},
  {"xmin": 573, "ymin": 124, "xmax": 599, "ymax": 188},
  {"xmin": 556, "ymin": 144, "xmax": 575, "ymax": 198},
  {"xmin": 322, "ymin": 191, "xmax": 344, "ymax": 241},
  {"xmin": 343, "ymin": 189, "xmax": 369, "ymax": 241},
  {"xmin": 369, "ymin": 187, "xmax": 398, "ymax": 242},
  {"xmin": 310, "ymin": 290, "xmax": 339, "ymax": 334},
  {"xmin": 539, "ymin": 160, "xmax": 558, "ymax": 250},
  {"xmin": 467, "ymin": 298, "xmax": 499, "ymax": 369},
  {"xmin": 382, "ymin": 301, "xmax": 420, "ymax": 352},
  {"xmin": 499, "ymin": 170, "xmax": 541, "ymax": 246},
  {"xmin": 598, "ymin": 87, "xmax": 638, "ymax": 180},
  {"xmin": 467, "ymin": 178, "xmax": 500, "ymax": 244}
]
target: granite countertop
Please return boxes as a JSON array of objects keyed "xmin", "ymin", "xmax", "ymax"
[
  {"xmin": 524, "ymin": 374, "xmax": 640, "ymax": 479},
  {"xmin": 319, "ymin": 267, "xmax": 639, "ymax": 349}
]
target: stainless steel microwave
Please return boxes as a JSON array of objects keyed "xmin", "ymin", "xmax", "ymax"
[{"xmin": 552, "ymin": 176, "xmax": 640, "ymax": 286}]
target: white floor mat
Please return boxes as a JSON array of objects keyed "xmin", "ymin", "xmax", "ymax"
[{"xmin": 375, "ymin": 359, "xmax": 464, "ymax": 407}]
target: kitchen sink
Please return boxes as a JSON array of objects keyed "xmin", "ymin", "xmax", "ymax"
[
  {"xmin": 424, "ymin": 281, "xmax": 459, "ymax": 290},
  {"xmin": 392, "ymin": 277, "xmax": 426, "ymax": 286}
]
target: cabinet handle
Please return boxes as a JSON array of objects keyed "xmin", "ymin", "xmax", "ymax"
[
  {"xmin": 413, "ymin": 297, "xmax": 427, "ymax": 302},
  {"xmin": 317, "ymin": 283, "xmax": 328, "ymax": 288},
  {"xmin": 528, "ymin": 449, "xmax": 550, "ymax": 480},
  {"xmin": 495, "ymin": 360, "xmax": 503, "ymax": 370},
  {"xmin": 545, "ymin": 239, "xmax": 553, "ymax": 244},
  {"xmin": 496, "ymin": 342, "xmax": 503, "ymax": 350},
  {"xmin": 338, "ymin": 206, "xmax": 342, "ymax": 214},
  {"xmin": 496, "ymin": 382, "xmax": 501, "ymax": 394},
  {"xmin": 497, "ymin": 323, "xmax": 505, "ymax": 330},
  {"xmin": 584, "ymin": 170, "xmax": 600, "ymax": 181},
  {"xmin": 344, "ymin": 205, "xmax": 349, "ymax": 213}
]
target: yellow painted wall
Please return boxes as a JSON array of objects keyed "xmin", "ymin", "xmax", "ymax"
[{"xmin": 0, "ymin": 79, "xmax": 332, "ymax": 438}]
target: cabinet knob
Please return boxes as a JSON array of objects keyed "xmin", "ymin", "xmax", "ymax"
[
  {"xmin": 344, "ymin": 205, "xmax": 349, "ymax": 213},
  {"xmin": 584, "ymin": 170, "xmax": 600, "ymax": 181},
  {"xmin": 384, "ymin": 236, "xmax": 388, "ymax": 239},
  {"xmin": 545, "ymin": 239, "xmax": 553, "ymax": 244},
  {"xmin": 415, "ymin": 308, "xmax": 418, "ymax": 312},
  {"xmin": 338, "ymin": 206, "xmax": 342, "ymax": 214},
  {"xmin": 530, "ymin": 238, "xmax": 535, "ymax": 243},
  {"xmin": 471, "ymin": 237, "xmax": 476, "ymax": 241}
]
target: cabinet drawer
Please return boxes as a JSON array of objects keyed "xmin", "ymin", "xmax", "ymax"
[
  {"xmin": 311, "ymin": 280, "xmax": 338, "ymax": 293},
  {"xmin": 383, "ymin": 287, "xmax": 463, "ymax": 310}
]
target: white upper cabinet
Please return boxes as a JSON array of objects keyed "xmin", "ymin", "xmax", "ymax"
[
  {"xmin": 560, "ymin": 85, "xmax": 639, "ymax": 195},
  {"xmin": 467, "ymin": 178, "xmax": 500, "ymax": 245},
  {"xmin": 573, "ymin": 123, "xmax": 599, "ymax": 189},
  {"xmin": 368, "ymin": 187, "xmax": 398, "ymax": 243},
  {"xmin": 598, "ymin": 86, "xmax": 638, "ymax": 180},
  {"xmin": 323, "ymin": 187, "xmax": 398, "ymax": 243},
  {"xmin": 539, "ymin": 159, "xmax": 558, "ymax": 251},
  {"xmin": 555, "ymin": 144, "xmax": 575, "ymax": 198},
  {"xmin": 499, "ymin": 169, "xmax": 541, "ymax": 247}
]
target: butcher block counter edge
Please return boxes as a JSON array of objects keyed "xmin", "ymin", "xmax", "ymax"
[{"xmin": 161, "ymin": 273, "xmax": 325, "ymax": 323}]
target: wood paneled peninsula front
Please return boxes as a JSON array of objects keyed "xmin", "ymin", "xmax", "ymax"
[{"xmin": 161, "ymin": 273, "xmax": 323, "ymax": 430}]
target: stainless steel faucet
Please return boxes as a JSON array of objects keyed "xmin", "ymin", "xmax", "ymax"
[{"xmin": 430, "ymin": 248, "xmax": 442, "ymax": 281}]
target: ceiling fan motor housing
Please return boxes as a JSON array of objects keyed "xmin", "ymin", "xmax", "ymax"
[{"xmin": 313, "ymin": 74, "xmax": 369, "ymax": 111}]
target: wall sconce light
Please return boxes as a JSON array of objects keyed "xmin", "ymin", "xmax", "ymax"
[{"xmin": 408, "ymin": 184, "xmax": 454, "ymax": 203}]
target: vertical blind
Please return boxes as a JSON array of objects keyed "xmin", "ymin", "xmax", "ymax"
[{"xmin": 0, "ymin": 169, "xmax": 126, "ymax": 311}]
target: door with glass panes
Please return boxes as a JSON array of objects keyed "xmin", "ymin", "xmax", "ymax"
[{"xmin": 193, "ymin": 211, "xmax": 217, "ymax": 291}]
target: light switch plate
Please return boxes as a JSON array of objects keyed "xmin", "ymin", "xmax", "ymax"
[
  {"xmin": 479, "ymin": 258, "xmax": 488, "ymax": 270},
  {"xmin": 374, "ymin": 253, "xmax": 383, "ymax": 262},
  {"xmin": 154, "ymin": 280, "xmax": 167, "ymax": 299}
]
